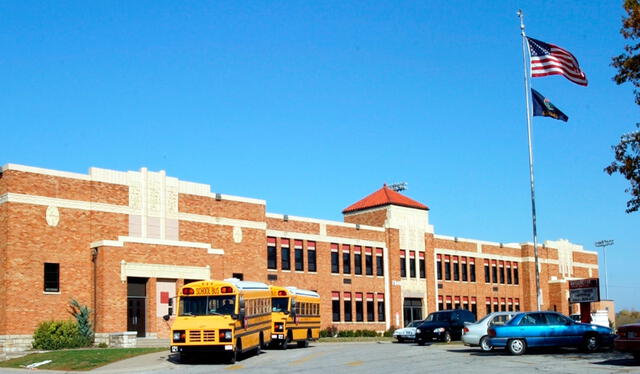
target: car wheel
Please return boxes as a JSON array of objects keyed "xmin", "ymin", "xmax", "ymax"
[
  {"xmin": 417, "ymin": 339, "xmax": 425, "ymax": 346},
  {"xmin": 397, "ymin": 337, "xmax": 404, "ymax": 343},
  {"xmin": 281, "ymin": 340, "xmax": 288, "ymax": 350},
  {"xmin": 633, "ymin": 352, "xmax": 640, "ymax": 361},
  {"xmin": 507, "ymin": 339, "xmax": 526, "ymax": 355},
  {"xmin": 226, "ymin": 350, "xmax": 237, "ymax": 365},
  {"xmin": 297, "ymin": 340, "xmax": 309, "ymax": 348},
  {"xmin": 581, "ymin": 334, "xmax": 600, "ymax": 353},
  {"xmin": 441, "ymin": 331, "xmax": 452, "ymax": 343},
  {"xmin": 479, "ymin": 336, "xmax": 493, "ymax": 352}
]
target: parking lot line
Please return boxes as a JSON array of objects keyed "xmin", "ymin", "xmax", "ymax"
[{"xmin": 289, "ymin": 351, "xmax": 325, "ymax": 366}]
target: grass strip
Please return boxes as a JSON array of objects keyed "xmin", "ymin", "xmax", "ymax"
[{"xmin": 0, "ymin": 347, "xmax": 166, "ymax": 371}]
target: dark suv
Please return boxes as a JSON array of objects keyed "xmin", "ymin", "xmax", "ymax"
[{"xmin": 415, "ymin": 309, "xmax": 476, "ymax": 345}]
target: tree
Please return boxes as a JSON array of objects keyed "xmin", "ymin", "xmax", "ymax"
[
  {"xmin": 68, "ymin": 299, "xmax": 94, "ymax": 346},
  {"xmin": 609, "ymin": 0, "xmax": 640, "ymax": 213}
]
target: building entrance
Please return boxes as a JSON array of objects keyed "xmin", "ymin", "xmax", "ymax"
[
  {"xmin": 403, "ymin": 298, "xmax": 423, "ymax": 326},
  {"xmin": 127, "ymin": 277, "xmax": 147, "ymax": 337}
]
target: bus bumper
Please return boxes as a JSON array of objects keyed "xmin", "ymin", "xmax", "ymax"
[{"xmin": 170, "ymin": 344, "xmax": 234, "ymax": 353}]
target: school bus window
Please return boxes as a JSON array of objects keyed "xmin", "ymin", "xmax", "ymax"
[
  {"xmin": 273, "ymin": 297, "xmax": 288, "ymax": 312},
  {"xmin": 180, "ymin": 295, "xmax": 235, "ymax": 316}
]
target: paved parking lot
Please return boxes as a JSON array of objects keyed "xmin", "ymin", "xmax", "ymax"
[{"xmin": 1, "ymin": 342, "xmax": 638, "ymax": 373}]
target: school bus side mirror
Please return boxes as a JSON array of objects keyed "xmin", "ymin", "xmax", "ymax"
[{"xmin": 163, "ymin": 314, "xmax": 170, "ymax": 321}]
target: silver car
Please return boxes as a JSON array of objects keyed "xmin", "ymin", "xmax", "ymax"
[
  {"xmin": 393, "ymin": 320, "xmax": 423, "ymax": 342},
  {"xmin": 462, "ymin": 312, "xmax": 516, "ymax": 351}
]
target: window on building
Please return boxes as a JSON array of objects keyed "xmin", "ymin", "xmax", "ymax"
[
  {"xmin": 365, "ymin": 248, "xmax": 373, "ymax": 275},
  {"xmin": 484, "ymin": 260, "xmax": 490, "ymax": 283},
  {"xmin": 232, "ymin": 273, "xmax": 244, "ymax": 280},
  {"xmin": 376, "ymin": 250, "xmax": 384, "ymax": 276},
  {"xmin": 437, "ymin": 255, "xmax": 442, "ymax": 280},
  {"xmin": 366, "ymin": 294, "xmax": 375, "ymax": 322},
  {"xmin": 44, "ymin": 262, "xmax": 60, "ymax": 292},
  {"xmin": 419, "ymin": 253, "xmax": 425, "ymax": 278},
  {"xmin": 377, "ymin": 295, "xmax": 385, "ymax": 322},
  {"xmin": 438, "ymin": 299, "xmax": 444, "ymax": 311},
  {"xmin": 471, "ymin": 303, "xmax": 477, "ymax": 319},
  {"xmin": 470, "ymin": 258, "xmax": 476, "ymax": 282},
  {"xmin": 461, "ymin": 259, "xmax": 468, "ymax": 282},
  {"xmin": 506, "ymin": 263, "xmax": 512, "ymax": 284},
  {"xmin": 308, "ymin": 243, "xmax": 316, "ymax": 272},
  {"xmin": 400, "ymin": 250, "xmax": 406, "ymax": 278},
  {"xmin": 344, "ymin": 295, "xmax": 352, "ymax": 322},
  {"xmin": 515, "ymin": 302, "xmax": 520, "ymax": 311},
  {"xmin": 501, "ymin": 303, "xmax": 506, "ymax": 312},
  {"xmin": 491, "ymin": 263, "xmax": 498, "ymax": 283},
  {"xmin": 453, "ymin": 258, "xmax": 459, "ymax": 281},
  {"xmin": 267, "ymin": 238, "xmax": 277, "ymax": 270},
  {"xmin": 354, "ymin": 247, "xmax": 362, "ymax": 275},
  {"xmin": 331, "ymin": 244, "xmax": 339, "ymax": 273},
  {"xmin": 444, "ymin": 257, "xmax": 451, "ymax": 281},
  {"xmin": 486, "ymin": 302, "xmax": 491, "ymax": 315},
  {"xmin": 281, "ymin": 239, "xmax": 291, "ymax": 270},
  {"xmin": 295, "ymin": 241, "xmax": 304, "ymax": 271},
  {"xmin": 446, "ymin": 298, "xmax": 453, "ymax": 310},
  {"xmin": 332, "ymin": 294, "xmax": 341, "ymax": 322},
  {"xmin": 514, "ymin": 264, "xmax": 519, "ymax": 284},
  {"xmin": 409, "ymin": 251, "xmax": 416, "ymax": 278},
  {"xmin": 493, "ymin": 301, "xmax": 499, "ymax": 313},
  {"xmin": 499, "ymin": 263, "xmax": 505, "ymax": 284},
  {"xmin": 355, "ymin": 295, "xmax": 363, "ymax": 322},
  {"xmin": 342, "ymin": 245, "xmax": 351, "ymax": 274}
]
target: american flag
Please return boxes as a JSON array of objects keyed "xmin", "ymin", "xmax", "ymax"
[{"xmin": 527, "ymin": 37, "xmax": 587, "ymax": 86}]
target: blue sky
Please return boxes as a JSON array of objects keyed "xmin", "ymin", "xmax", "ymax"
[{"xmin": 1, "ymin": 1, "xmax": 638, "ymax": 311}]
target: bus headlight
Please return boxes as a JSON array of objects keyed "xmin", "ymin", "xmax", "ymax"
[
  {"xmin": 220, "ymin": 329, "xmax": 232, "ymax": 342},
  {"xmin": 173, "ymin": 330, "xmax": 185, "ymax": 343}
]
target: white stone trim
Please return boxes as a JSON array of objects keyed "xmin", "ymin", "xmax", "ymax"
[
  {"xmin": 0, "ymin": 193, "xmax": 265, "ymax": 231},
  {"xmin": 266, "ymin": 229, "xmax": 386, "ymax": 248},
  {"xmin": 2, "ymin": 163, "xmax": 91, "ymax": 181},
  {"xmin": 434, "ymin": 234, "xmax": 521, "ymax": 249},
  {"xmin": 120, "ymin": 261, "xmax": 210, "ymax": 282},
  {"xmin": 266, "ymin": 212, "xmax": 385, "ymax": 232},
  {"xmin": 434, "ymin": 248, "xmax": 599, "ymax": 270},
  {"xmin": 91, "ymin": 236, "xmax": 224, "ymax": 255},
  {"xmin": 1, "ymin": 163, "xmax": 266, "ymax": 204}
]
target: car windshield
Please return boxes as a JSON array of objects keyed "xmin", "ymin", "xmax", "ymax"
[
  {"xmin": 272, "ymin": 297, "xmax": 289, "ymax": 313},
  {"xmin": 506, "ymin": 313, "xmax": 523, "ymax": 325},
  {"xmin": 179, "ymin": 295, "xmax": 236, "ymax": 316},
  {"xmin": 476, "ymin": 314, "xmax": 493, "ymax": 324},
  {"xmin": 425, "ymin": 312, "xmax": 450, "ymax": 322},
  {"xmin": 407, "ymin": 320, "xmax": 423, "ymax": 327}
]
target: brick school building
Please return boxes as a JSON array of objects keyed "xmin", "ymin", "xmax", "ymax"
[{"xmin": 0, "ymin": 164, "xmax": 600, "ymax": 352}]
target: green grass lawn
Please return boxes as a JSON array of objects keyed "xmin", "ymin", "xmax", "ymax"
[{"xmin": 0, "ymin": 347, "xmax": 165, "ymax": 371}]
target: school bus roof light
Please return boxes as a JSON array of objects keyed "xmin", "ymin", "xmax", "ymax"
[
  {"xmin": 278, "ymin": 290, "xmax": 287, "ymax": 296},
  {"xmin": 221, "ymin": 286, "xmax": 233, "ymax": 294},
  {"xmin": 183, "ymin": 287, "xmax": 194, "ymax": 295}
]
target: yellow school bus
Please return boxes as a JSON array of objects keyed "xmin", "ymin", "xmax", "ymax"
[
  {"xmin": 269, "ymin": 286, "xmax": 321, "ymax": 349},
  {"xmin": 168, "ymin": 279, "xmax": 272, "ymax": 363}
]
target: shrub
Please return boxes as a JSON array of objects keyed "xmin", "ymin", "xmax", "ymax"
[
  {"xmin": 69, "ymin": 299, "xmax": 94, "ymax": 346},
  {"xmin": 320, "ymin": 325, "xmax": 339, "ymax": 338},
  {"xmin": 32, "ymin": 320, "xmax": 85, "ymax": 350},
  {"xmin": 382, "ymin": 326, "xmax": 397, "ymax": 337}
]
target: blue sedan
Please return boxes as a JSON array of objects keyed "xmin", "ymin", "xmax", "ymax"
[{"xmin": 488, "ymin": 311, "xmax": 614, "ymax": 355}]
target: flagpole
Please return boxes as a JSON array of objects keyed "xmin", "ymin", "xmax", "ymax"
[{"xmin": 517, "ymin": 9, "xmax": 542, "ymax": 311}]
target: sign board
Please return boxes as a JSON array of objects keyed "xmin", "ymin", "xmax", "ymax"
[{"xmin": 568, "ymin": 278, "xmax": 600, "ymax": 303}]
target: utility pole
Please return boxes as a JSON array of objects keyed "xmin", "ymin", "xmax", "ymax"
[{"xmin": 594, "ymin": 239, "xmax": 614, "ymax": 300}]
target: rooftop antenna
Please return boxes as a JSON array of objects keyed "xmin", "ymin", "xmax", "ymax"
[{"xmin": 388, "ymin": 182, "xmax": 408, "ymax": 192}]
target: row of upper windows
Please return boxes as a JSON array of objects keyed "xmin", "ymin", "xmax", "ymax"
[
  {"xmin": 436, "ymin": 255, "xmax": 520, "ymax": 285},
  {"xmin": 267, "ymin": 238, "xmax": 317, "ymax": 272},
  {"xmin": 331, "ymin": 244, "xmax": 384, "ymax": 276},
  {"xmin": 331, "ymin": 291, "xmax": 385, "ymax": 323},
  {"xmin": 399, "ymin": 250, "xmax": 426, "ymax": 279}
]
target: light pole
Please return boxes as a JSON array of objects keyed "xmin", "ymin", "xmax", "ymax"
[{"xmin": 595, "ymin": 239, "xmax": 614, "ymax": 300}]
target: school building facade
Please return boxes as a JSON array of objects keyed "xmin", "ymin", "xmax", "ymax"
[{"xmin": 0, "ymin": 163, "xmax": 600, "ymax": 352}]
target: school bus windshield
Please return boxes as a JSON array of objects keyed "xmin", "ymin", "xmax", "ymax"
[
  {"xmin": 272, "ymin": 297, "xmax": 289, "ymax": 312},
  {"xmin": 179, "ymin": 295, "xmax": 236, "ymax": 316}
]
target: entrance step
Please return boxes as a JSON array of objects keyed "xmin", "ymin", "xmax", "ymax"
[{"xmin": 136, "ymin": 338, "xmax": 170, "ymax": 348}]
